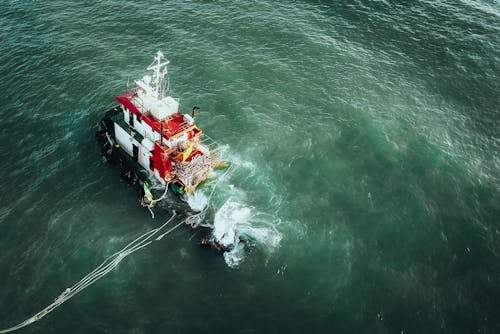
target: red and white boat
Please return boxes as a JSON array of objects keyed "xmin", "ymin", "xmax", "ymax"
[{"xmin": 97, "ymin": 51, "xmax": 225, "ymax": 202}]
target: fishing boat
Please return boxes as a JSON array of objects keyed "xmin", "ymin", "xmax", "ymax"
[{"xmin": 96, "ymin": 51, "xmax": 225, "ymax": 213}]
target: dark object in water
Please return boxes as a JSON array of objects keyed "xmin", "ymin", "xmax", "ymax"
[{"xmin": 199, "ymin": 238, "xmax": 229, "ymax": 251}]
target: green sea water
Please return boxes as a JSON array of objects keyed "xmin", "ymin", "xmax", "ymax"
[{"xmin": 1, "ymin": 1, "xmax": 499, "ymax": 333}]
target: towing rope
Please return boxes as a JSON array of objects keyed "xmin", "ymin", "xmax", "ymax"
[
  {"xmin": 143, "ymin": 183, "xmax": 170, "ymax": 219},
  {"xmin": 208, "ymin": 164, "xmax": 234, "ymax": 201},
  {"xmin": 0, "ymin": 211, "xmax": 182, "ymax": 334},
  {"xmin": 0, "ymin": 165, "xmax": 235, "ymax": 333}
]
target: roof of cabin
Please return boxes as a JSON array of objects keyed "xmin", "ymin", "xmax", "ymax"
[{"xmin": 116, "ymin": 90, "xmax": 195, "ymax": 140}]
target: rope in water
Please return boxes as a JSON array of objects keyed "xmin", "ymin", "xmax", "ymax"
[
  {"xmin": 209, "ymin": 164, "xmax": 234, "ymax": 201},
  {"xmin": 144, "ymin": 183, "xmax": 170, "ymax": 218},
  {"xmin": 0, "ymin": 211, "xmax": 182, "ymax": 334},
  {"xmin": 0, "ymin": 164, "xmax": 235, "ymax": 333}
]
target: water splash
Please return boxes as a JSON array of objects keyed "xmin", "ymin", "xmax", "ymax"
[
  {"xmin": 213, "ymin": 200, "xmax": 251, "ymax": 247},
  {"xmin": 223, "ymin": 241, "xmax": 245, "ymax": 268},
  {"xmin": 212, "ymin": 200, "xmax": 282, "ymax": 267},
  {"xmin": 186, "ymin": 191, "xmax": 208, "ymax": 212}
]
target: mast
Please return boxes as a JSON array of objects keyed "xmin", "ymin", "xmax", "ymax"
[{"xmin": 146, "ymin": 51, "xmax": 170, "ymax": 98}]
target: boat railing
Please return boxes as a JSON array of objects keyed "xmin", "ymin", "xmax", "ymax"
[
  {"xmin": 132, "ymin": 95, "xmax": 147, "ymax": 114},
  {"xmin": 200, "ymin": 133, "xmax": 219, "ymax": 149},
  {"xmin": 176, "ymin": 121, "xmax": 195, "ymax": 134}
]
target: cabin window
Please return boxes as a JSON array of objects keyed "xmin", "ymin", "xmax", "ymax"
[{"xmin": 132, "ymin": 145, "xmax": 139, "ymax": 162}]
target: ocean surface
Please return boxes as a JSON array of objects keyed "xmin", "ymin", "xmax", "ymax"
[{"xmin": 1, "ymin": 1, "xmax": 499, "ymax": 333}]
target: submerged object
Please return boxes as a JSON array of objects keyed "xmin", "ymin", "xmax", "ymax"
[{"xmin": 97, "ymin": 51, "xmax": 223, "ymax": 199}]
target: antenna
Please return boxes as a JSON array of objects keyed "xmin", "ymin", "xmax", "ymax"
[
  {"xmin": 160, "ymin": 123, "xmax": 163, "ymax": 145},
  {"xmin": 147, "ymin": 51, "xmax": 170, "ymax": 98}
]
